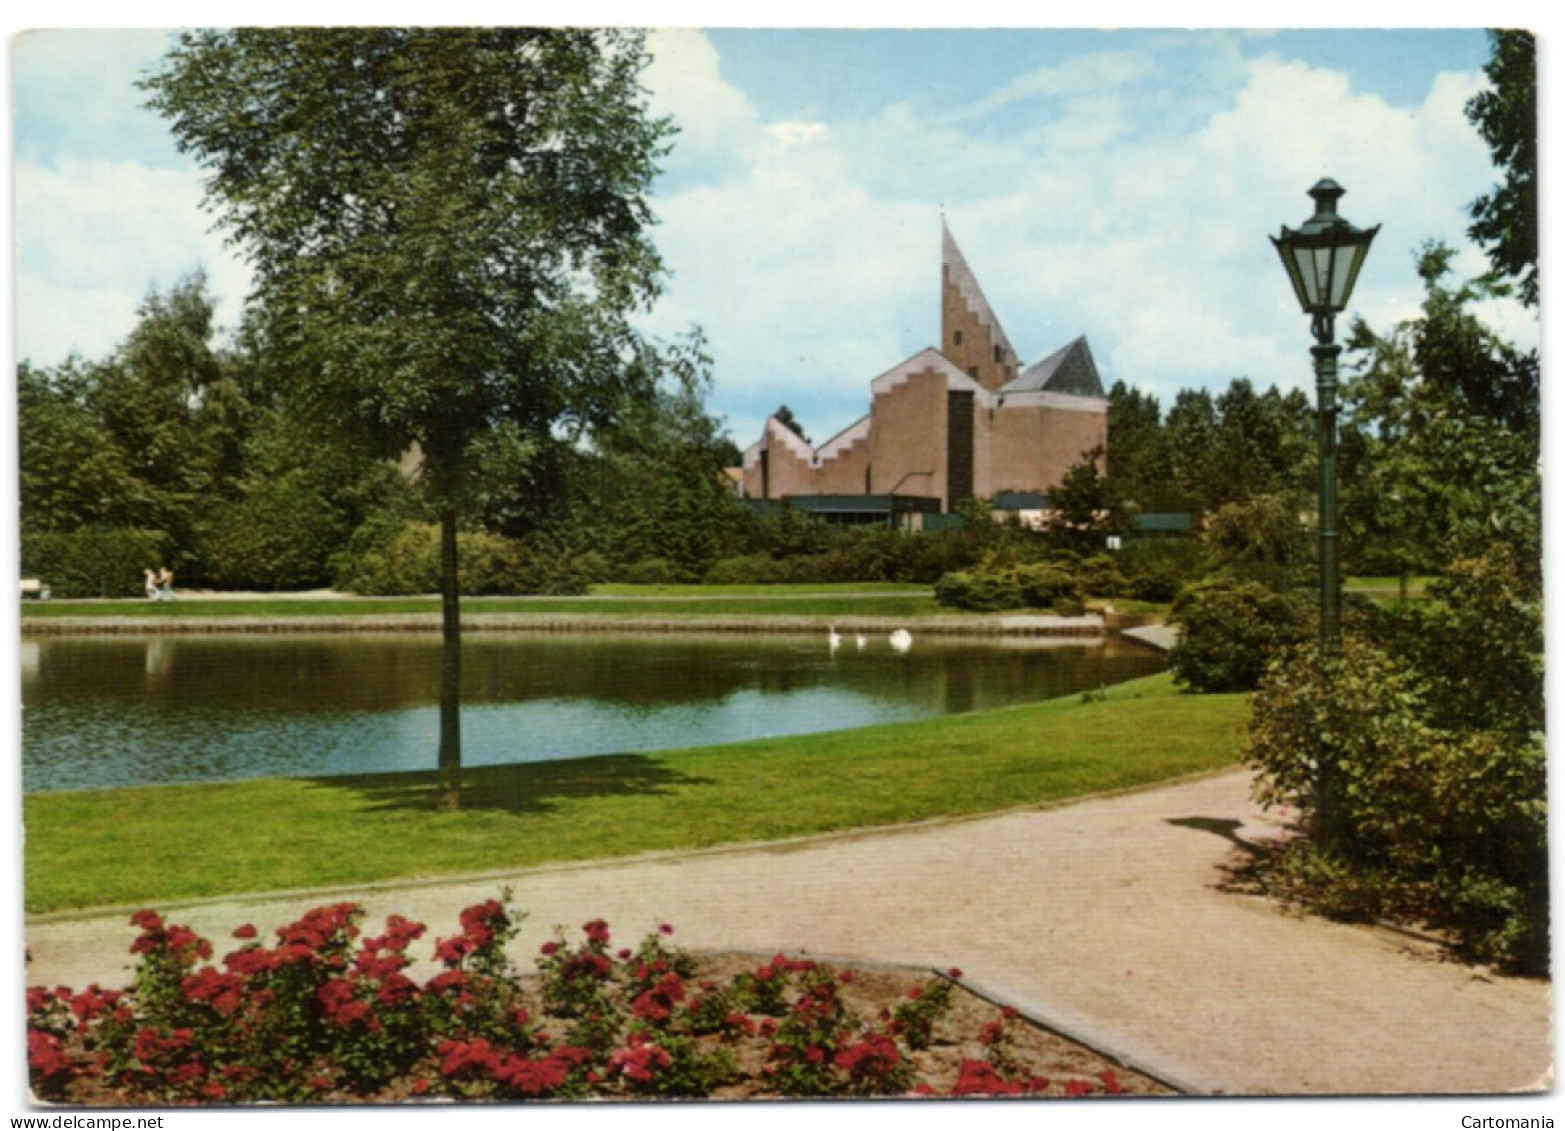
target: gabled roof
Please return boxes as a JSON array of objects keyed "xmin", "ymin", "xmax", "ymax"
[
  {"xmin": 1005, "ymin": 335, "xmax": 1104, "ymax": 397},
  {"xmin": 942, "ymin": 220, "xmax": 1017, "ymax": 361}
]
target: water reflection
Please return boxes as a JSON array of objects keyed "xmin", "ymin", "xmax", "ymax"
[{"xmin": 21, "ymin": 632, "xmax": 1163, "ymax": 793}]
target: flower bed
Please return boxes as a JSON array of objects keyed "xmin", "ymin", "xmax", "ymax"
[{"xmin": 28, "ymin": 896, "xmax": 1167, "ymax": 1103}]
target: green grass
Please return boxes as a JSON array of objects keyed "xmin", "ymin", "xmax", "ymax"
[
  {"xmin": 20, "ymin": 588, "xmax": 949, "ymax": 622},
  {"xmin": 23, "ymin": 673, "xmax": 1248, "ymax": 914},
  {"xmin": 589, "ymin": 582, "xmax": 930, "ymax": 598},
  {"xmin": 1344, "ymin": 575, "xmax": 1434, "ymax": 602}
]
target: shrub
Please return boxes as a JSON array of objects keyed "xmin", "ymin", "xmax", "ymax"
[
  {"xmin": 1247, "ymin": 639, "xmax": 1548, "ymax": 972},
  {"xmin": 933, "ymin": 557, "xmax": 1083, "ymax": 614},
  {"xmin": 20, "ymin": 527, "xmax": 176, "ymax": 598},
  {"xmin": 331, "ymin": 519, "xmax": 593, "ymax": 596},
  {"xmin": 198, "ymin": 476, "xmax": 349, "ymax": 591},
  {"xmin": 1115, "ymin": 537, "xmax": 1206, "ymax": 602},
  {"xmin": 704, "ymin": 554, "xmax": 791, "ymax": 585},
  {"xmin": 1166, "ymin": 577, "xmax": 1310, "ymax": 692},
  {"xmin": 1074, "ymin": 553, "xmax": 1127, "ymax": 599}
]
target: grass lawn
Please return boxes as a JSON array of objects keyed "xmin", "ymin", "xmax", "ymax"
[
  {"xmin": 1344, "ymin": 575, "xmax": 1434, "ymax": 603},
  {"xmin": 24, "ymin": 672, "xmax": 1248, "ymax": 914},
  {"xmin": 20, "ymin": 587, "xmax": 949, "ymax": 622}
]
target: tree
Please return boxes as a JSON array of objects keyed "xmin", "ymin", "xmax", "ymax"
[
  {"xmin": 1104, "ymin": 380, "xmax": 1167, "ymax": 510},
  {"xmin": 1161, "ymin": 388, "xmax": 1218, "ymax": 508},
  {"xmin": 1045, "ymin": 448, "xmax": 1115, "ymax": 555},
  {"xmin": 772, "ymin": 404, "xmax": 811, "ymax": 444},
  {"xmin": 1342, "ymin": 245, "xmax": 1539, "ymax": 581},
  {"xmin": 1466, "ymin": 30, "xmax": 1537, "ymax": 308},
  {"xmin": 578, "ymin": 343, "xmax": 750, "ymax": 580},
  {"xmin": 87, "ymin": 271, "xmax": 247, "ymax": 567},
  {"xmin": 144, "ymin": 29, "xmax": 682, "ymax": 796}
]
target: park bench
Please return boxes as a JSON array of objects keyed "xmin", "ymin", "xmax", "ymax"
[{"xmin": 20, "ymin": 578, "xmax": 51, "ymax": 601}]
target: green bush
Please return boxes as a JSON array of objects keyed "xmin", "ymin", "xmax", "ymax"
[
  {"xmin": 20, "ymin": 527, "xmax": 175, "ymax": 598},
  {"xmin": 197, "ymin": 475, "xmax": 349, "ymax": 590},
  {"xmin": 1074, "ymin": 553, "xmax": 1127, "ymax": 598},
  {"xmin": 933, "ymin": 558, "xmax": 1083, "ymax": 614},
  {"xmin": 332, "ymin": 519, "xmax": 592, "ymax": 596},
  {"xmin": 703, "ymin": 554, "xmax": 789, "ymax": 585},
  {"xmin": 1166, "ymin": 578, "xmax": 1309, "ymax": 692},
  {"xmin": 1115, "ymin": 537, "xmax": 1206, "ymax": 602},
  {"xmin": 1247, "ymin": 638, "xmax": 1547, "ymax": 972},
  {"xmin": 331, "ymin": 516, "xmax": 441, "ymax": 595}
]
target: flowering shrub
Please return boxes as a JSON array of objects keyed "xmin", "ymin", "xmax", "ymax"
[
  {"xmin": 27, "ymin": 900, "xmax": 1148, "ymax": 1103},
  {"xmin": 889, "ymin": 971, "xmax": 958, "ymax": 1050}
]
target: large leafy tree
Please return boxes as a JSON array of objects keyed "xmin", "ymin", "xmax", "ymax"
[
  {"xmin": 1466, "ymin": 29, "xmax": 1537, "ymax": 308},
  {"xmin": 143, "ymin": 29, "xmax": 680, "ymax": 790},
  {"xmin": 1103, "ymin": 380, "xmax": 1167, "ymax": 512}
]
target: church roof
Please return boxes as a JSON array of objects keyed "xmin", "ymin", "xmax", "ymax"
[
  {"xmin": 942, "ymin": 221, "xmax": 1017, "ymax": 361},
  {"xmin": 1006, "ymin": 335, "xmax": 1104, "ymax": 397}
]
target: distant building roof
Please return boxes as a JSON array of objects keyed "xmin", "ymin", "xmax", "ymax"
[
  {"xmin": 1130, "ymin": 512, "xmax": 1194, "ymax": 532},
  {"xmin": 992, "ymin": 491, "xmax": 1051, "ymax": 509},
  {"xmin": 1006, "ymin": 336, "xmax": 1104, "ymax": 397},
  {"xmin": 752, "ymin": 494, "xmax": 943, "ymax": 515}
]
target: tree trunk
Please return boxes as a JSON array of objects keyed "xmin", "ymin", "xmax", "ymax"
[{"xmin": 438, "ymin": 506, "xmax": 462, "ymax": 809}]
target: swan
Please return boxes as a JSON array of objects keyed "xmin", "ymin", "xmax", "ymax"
[
  {"xmin": 889, "ymin": 628, "xmax": 913, "ymax": 653},
  {"xmin": 856, "ymin": 632, "xmax": 867, "ymax": 650},
  {"xmin": 828, "ymin": 625, "xmax": 842, "ymax": 652}
]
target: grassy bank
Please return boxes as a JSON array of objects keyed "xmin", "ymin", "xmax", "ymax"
[
  {"xmin": 24, "ymin": 673, "xmax": 1248, "ymax": 914},
  {"xmin": 20, "ymin": 586, "xmax": 947, "ymax": 623}
]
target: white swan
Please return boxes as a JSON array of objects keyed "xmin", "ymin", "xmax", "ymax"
[
  {"xmin": 828, "ymin": 625, "xmax": 842, "ymax": 652},
  {"xmin": 889, "ymin": 628, "xmax": 913, "ymax": 653},
  {"xmin": 856, "ymin": 632, "xmax": 867, "ymax": 651}
]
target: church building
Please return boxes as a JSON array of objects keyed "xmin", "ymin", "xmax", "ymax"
[{"xmin": 740, "ymin": 222, "xmax": 1108, "ymax": 526}]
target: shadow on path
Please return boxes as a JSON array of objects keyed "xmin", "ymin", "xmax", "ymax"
[{"xmin": 1165, "ymin": 816, "xmax": 1264, "ymax": 858}]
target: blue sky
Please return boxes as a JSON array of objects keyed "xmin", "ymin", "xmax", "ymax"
[{"xmin": 8, "ymin": 23, "xmax": 1541, "ymax": 453}]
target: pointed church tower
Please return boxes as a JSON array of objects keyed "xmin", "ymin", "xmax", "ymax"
[{"xmin": 941, "ymin": 220, "xmax": 1021, "ymax": 392}]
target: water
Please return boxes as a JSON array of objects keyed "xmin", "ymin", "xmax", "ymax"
[{"xmin": 19, "ymin": 632, "xmax": 1164, "ymax": 793}]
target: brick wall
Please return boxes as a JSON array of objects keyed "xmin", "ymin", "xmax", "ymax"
[
  {"xmin": 870, "ymin": 368, "xmax": 948, "ymax": 508},
  {"xmin": 941, "ymin": 267, "xmax": 1020, "ymax": 392}
]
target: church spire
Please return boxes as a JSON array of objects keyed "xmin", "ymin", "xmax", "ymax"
[{"xmin": 940, "ymin": 219, "xmax": 1018, "ymax": 391}]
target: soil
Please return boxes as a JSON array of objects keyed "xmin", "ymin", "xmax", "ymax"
[{"xmin": 690, "ymin": 952, "xmax": 1170, "ymax": 1099}]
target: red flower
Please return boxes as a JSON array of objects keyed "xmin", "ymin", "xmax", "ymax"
[
  {"xmin": 947, "ymin": 967, "xmax": 964, "ymax": 979},
  {"xmin": 231, "ymin": 923, "xmax": 258, "ymax": 940},
  {"xmin": 26, "ymin": 1031, "xmax": 71, "ymax": 1081},
  {"xmin": 1064, "ymin": 1078, "xmax": 1095, "ymax": 1096},
  {"xmin": 583, "ymin": 918, "xmax": 611, "ymax": 945},
  {"xmin": 952, "ymin": 1059, "xmax": 1025, "ymax": 1097}
]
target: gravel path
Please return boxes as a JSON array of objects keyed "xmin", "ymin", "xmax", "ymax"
[{"xmin": 24, "ymin": 769, "xmax": 1550, "ymax": 1096}]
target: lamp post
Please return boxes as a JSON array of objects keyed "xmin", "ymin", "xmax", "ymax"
[{"xmin": 1271, "ymin": 178, "xmax": 1378, "ymax": 653}]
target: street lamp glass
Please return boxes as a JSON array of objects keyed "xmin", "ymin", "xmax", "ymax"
[{"xmin": 1271, "ymin": 179, "xmax": 1379, "ymax": 316}]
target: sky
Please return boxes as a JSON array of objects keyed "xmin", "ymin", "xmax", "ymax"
[{"xmin": 7, "ymin": 22, "xmax": 1543, "ymax": 455}]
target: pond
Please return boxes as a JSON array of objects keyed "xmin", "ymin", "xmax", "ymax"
[{"xmin": 19, "ymin": 632, "xmax": 1164, "ymax": 793}]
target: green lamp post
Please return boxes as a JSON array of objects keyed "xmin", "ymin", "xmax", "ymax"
[{"xmin": 1271, "ymin": 178, "xmax": 1379, "ymax": 652}]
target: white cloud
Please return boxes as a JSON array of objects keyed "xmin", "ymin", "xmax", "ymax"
[{"xmin": 14, "ymin": 158, "xmax": 252, "ymax": 366}]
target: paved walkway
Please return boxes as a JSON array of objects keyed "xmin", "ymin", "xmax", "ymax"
[{"xmin": 25, "ymin": 770, "xmax": 1551, "ymax": 1096}]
